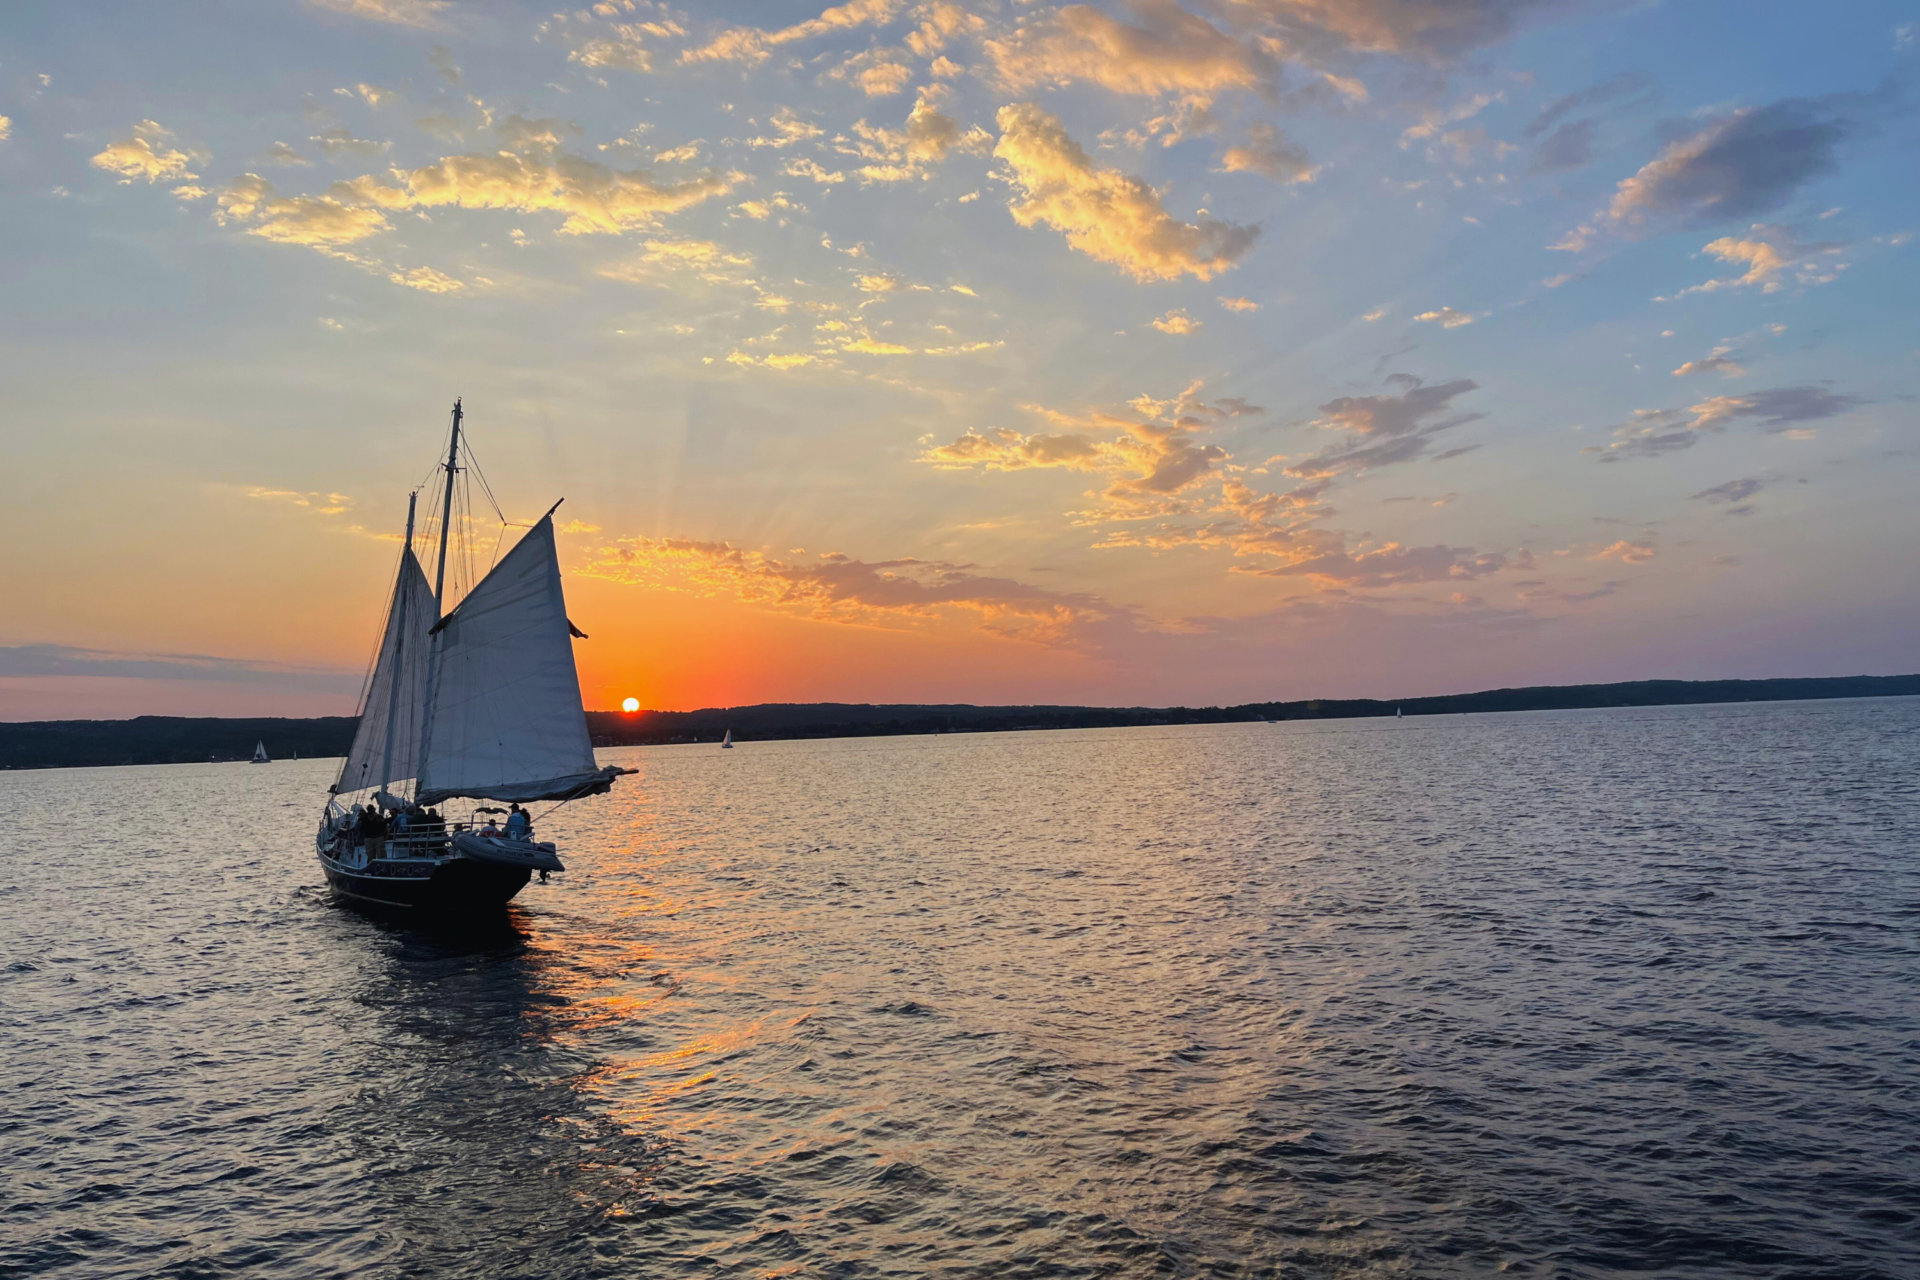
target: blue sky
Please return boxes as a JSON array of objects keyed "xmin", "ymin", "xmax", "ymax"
[{"xmin": 1, "ymin": 1, "xmax": 1915, "ymax": 717}]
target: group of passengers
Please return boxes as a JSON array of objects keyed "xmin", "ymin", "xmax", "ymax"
[
  {"xmin": 478, "ymin": 805, "xmax": 533, "ymax": 842},
  {"xmin": 342, "ymin": 800, "xmax": 533, "ymax": 860}
]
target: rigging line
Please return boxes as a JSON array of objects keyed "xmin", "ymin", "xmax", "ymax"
[{"xmin": 458, "ymin": 427, "xmax": 509, "ymax": 526}]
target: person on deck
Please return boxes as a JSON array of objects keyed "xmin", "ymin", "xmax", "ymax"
[
  {"xmin": 480, "ymin": 818, "xmax": 502, "ymax": 838},
  {"xmin": 504, "ymin": 804, "xmax": 530, "ymax": 842}
]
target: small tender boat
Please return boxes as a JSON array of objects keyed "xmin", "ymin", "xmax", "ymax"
[
  {"xmin": 251, "ymin": 740, "xmax": 271, "ymax": 764},
  {"xmin": 316, "ymin": 400, "xmax": 631, "ymax": 913}
]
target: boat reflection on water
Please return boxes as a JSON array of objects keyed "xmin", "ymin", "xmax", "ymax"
[{"xmin": 324, "ymin": 904, "xmax": 678, "ymax": 1274}]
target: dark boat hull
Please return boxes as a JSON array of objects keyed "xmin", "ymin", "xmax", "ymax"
[{"xmin": 320, "ymin": 857, "xmax": 531, "ymax": 911}]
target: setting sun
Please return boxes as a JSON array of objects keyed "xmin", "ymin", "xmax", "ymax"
[{"xmin": 621, "ymin": 697, "xmax": 640, "ymax": 713}]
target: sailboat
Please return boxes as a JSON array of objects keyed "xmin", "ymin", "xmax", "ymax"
[
  {"xmin": 315, "ymin": 400, "xmax": 632, "ymax": 912},
  {"xmin": 251, "ymin": 741, "xmax": 271, "ymax": 764},
  {"xmin": 721, "ymin": 729, "xmax": 733, "ymax": 749}
]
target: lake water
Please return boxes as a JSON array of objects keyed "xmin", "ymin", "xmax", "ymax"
[{"xmin": 3, "ymin": 698, "xmax": 1917, "ymax": 1279}]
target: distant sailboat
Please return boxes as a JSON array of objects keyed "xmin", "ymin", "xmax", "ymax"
[
  {"xmin": 251, "ymin": 741, "xmax": 270, "ymax": 764},
  {"xmin": 315, "ymin": 399, "xmax": 634, "ymax": 913},
  {"xmin": 1396, "ymin": 707, "xmax": 1403, "ymax": 719},
  {"xmin": 721, "ymin": 729, "xmax": 734, "ymax": 749}
]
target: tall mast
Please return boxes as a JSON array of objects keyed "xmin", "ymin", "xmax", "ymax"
[
  {"xmin": 375, "ymin": 491, "xmax": 418, "ymax": 801},
  {"xmin": 432, "ymin": 398, "xmax": 461, "ymax": 609},
  {"xmin": 417, "ymin": 399, "xmax": 461, "ymax": 802}
]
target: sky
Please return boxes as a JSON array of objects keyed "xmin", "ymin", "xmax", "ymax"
[{"xmin": 1, "ymin": 0, "xmax": 1916, "ymax": 719}]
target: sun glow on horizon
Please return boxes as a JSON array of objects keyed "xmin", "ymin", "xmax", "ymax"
[{"xmin": 621, "ymin": 697, "xmax": 640, "ymax": 713}]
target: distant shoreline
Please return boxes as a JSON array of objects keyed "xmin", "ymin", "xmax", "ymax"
[{"xmin": 1, "ymin": 675, "xmax": 1912, "ymax": 771}]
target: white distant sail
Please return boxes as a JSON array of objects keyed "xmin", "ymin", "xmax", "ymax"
[
  {"xmin": 415, "ymin": 516, "xmax": 617, "ymax": 805},
  {"xmin": 251, "ymin": 740, "xmax": 270, "ymax": 764},
  {"xmin": 722, "ymin": 729, "xmax": 733, "ymax": 748},
  {"xmin": 337, "ymin": 551, "xmax": 435, "ymax": 794}
]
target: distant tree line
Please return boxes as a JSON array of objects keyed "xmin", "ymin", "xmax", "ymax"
[{"xmin": 1, "ymin": 675, "xmax": 1912, "ymax": 770}]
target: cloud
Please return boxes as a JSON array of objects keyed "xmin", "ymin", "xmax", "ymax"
[
  {"xmin": 1217, "ymin": 123, "xmax": 1315, "ymax": 183},
  {"xmin": 994, "ymin": 102, "xmax": 1258, "ymax": 281},
  {"xmin": 923, "ymin": 428, "xmax": 1108, "ymax": 472},
  {"xmin": 1531, "ymin": 119, "xmax": 1595, "ymax": 172},
  {"xmin": 388, "ymin": 265, "xmax": 464, "ymax": 292},
  {"xmin": 0, "ymin": 116, "xmax": 11, "ymax": 143},
  {"xmin": 680, "ymin": 0, "xmax": 900, "ymax": 66},
  {"xmin": 216, "ymin": 174, "xmax": 393, "ymax": 246},
  {"xmin": 1524, "ymin": 70, "xmax": 1653, "ymax": 142},
  {"xmin": 0, "ymin": 643, "xmax": 359, "ymax": 694},
  {"xmin": 427, "ymin": 43, "xmax": 461, "ymax": 83},
  {"xmin": 829, "ymin": 49, "xmax": 916, "ymax": 97},
  {"xmin": 600, "ymin": 237, "xmax": 754, "ymax": 285},
  {"xmin": 1658, "ymin": 225, "xmax": 1846, "ymax": 299},
  {"xmin": 1605, "ymin": 99, "xmax": 1848, "ymax": 232},
  {"xmin": 1218, "ymin": 295, "xmax": 1260, "ymax": 312},
  {"xmin": 1209, "ymin": 0, "xmax": 1559, "ymax": 59},
  {"xmin": 1150, "ymin": 308, "xmax": 1201, "ymax": 334},
  {"xmin": 925, "ymin": 381, "xmax": 1256, "ymax": 510},
  {"xmin": 1413, "ymin": 306, "xmax": 1477, "ymax": 328},
  {"xmin": 577, "ymin": 537, "xmax": 1129, "ymax": 650},
  {"xmin": 985, "ymin": 0, "xmax": 1276, "ymax": 97},
  {"xmin": 1593, "ymin": 385, "xmax": 1862, "ymax": 461},
  {"xmin": 1285, "ymin": 376, "xmax": 1482, "ymax": 478},
  {"xmin": 842, "ymin": 336, "xmax": 916, "ymax": 354},
  {"xmin": 1671, "ymin": 345, "xmax": 1743, "ymax": 377},
  {"xmin": 1692, "ymin": 477, "xmax": 1764, "ymax": 506},
  {"xmin": 310, "ymin": 127, "xmax": 388, "ymax": 157},
  {"xmin": 306, "ymin": 0, "xmax": 450, "ymax": 27},
  {"xmin": 1591, "ymin": 540, "xmax": 1655, "ymax": 563},
  {"xmin": 329, "ymin": 148, "xmax": 739, "ymax": 234},
  {"xmin": 1401, "ymin": 91, "xmax": 1499, "ymax": 145},
  {"xmin": 840, "ymin": 94, "xmax": 990, "ymax": 182},
  {"xmin": 90, "ymin": 120, "xmax": 198, "ymax": 183}
]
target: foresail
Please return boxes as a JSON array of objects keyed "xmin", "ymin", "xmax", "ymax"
[
  {"xmin": 414, "ymin": 516, "xmax": 609, "ymax": 806},
  {"xmin": 337, "ymin": 550, "xmax": 435, "ymax": 795}
]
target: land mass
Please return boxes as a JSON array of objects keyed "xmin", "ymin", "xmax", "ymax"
[{"xmin": 1, "ymin": 674, "xmax": 1913, "ymax": 771}]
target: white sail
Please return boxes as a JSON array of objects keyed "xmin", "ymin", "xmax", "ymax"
[
  {"xmin": 414, "ymin": 516, "xmax": 614, "ymax": 806},
  {"xmin": 337, "ymin": 550, "xmax": 435, "ymax": 795}
]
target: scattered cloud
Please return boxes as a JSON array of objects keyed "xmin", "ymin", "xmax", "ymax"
[
  {"xmin": 427, "ymin": 43, "xmax": 461, "ymax": 83},
  {"xmin": 90, "ymin": 120, "xmax": 198, "ymax": 184},
  {"xmin": 1287, "ymin": 375, "xmax": 1483, "ymax": 478},
  {"xmin": 1593, "ymin": 385, "xmax": 1862, "ymax": 461},
  {"xmin": 1658, "ymin": 225, "xmax": 1845, "ymax": 299},
  {"xmin": 306, "ymin": 0, "xmax": 450, "ymax": 28},
  {"xmin": 994, "ymin": 103, "xmax": 1258, "ymax": 281},
  {"xmin": 1217, "ymin": 122, "xmax": 1316, "ymax": 183},
  {"xmin": 1218, "ymin": 296, "xmax": 1260, "ymax": 312},
  {"xmin": 0, "ymin": 116, "xmax": 11, "ymax": 143},
  {"xmin": 310, "ymin": 127, "xmax": 388, "ymax": 157},
  {"xmin": 388, "ymin": 265, "xmax": 464, "ymax": 292},
  {"xmin": 1692, "ymin": 477, "xmax": 1765, "ymax": 510},
  {"xmin": 680, "ymin": 0, "xmax": 900, "ymax": 67},
  {"xmin": 1210, "ymin": 0, "xmax": 1563, "ymax": 60},
  {"xmin": 1150, "ymin": 308, "xmax": 1202, "ymax": 334},
  {"xmin": 1414, "ymin": 306, "xmax": 1478, "ymax": 328},
  {"xmin": 985, "ymin": 0, "xmax": 1276, "ymax": 97},
  {"xmin": 1558, "ymin": 97, "xmax": 1850, "ymax": 250},
  {"xmin": 1591, "ymin": 540, "xmax": 1655, "ymax": 563},
  {"xmin": 1671, "ymin": 345, "xmax": 1743, "ymax": 378}
]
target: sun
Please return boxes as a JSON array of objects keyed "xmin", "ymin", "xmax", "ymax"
[{"xmin": 621, "ymin": 697, "xmax": 640, "ymax": 713}]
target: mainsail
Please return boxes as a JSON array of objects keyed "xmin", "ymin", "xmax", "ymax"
[
  {"xmin": 337, "ymin": 550, "xmax": 436, "ymax": 794},
  {"xmin": 414, "ymin": 515, "xmax": 616, "ymax": 806}
]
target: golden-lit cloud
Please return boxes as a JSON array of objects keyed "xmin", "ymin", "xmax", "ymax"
[
  {"xmin": 1218, "ymin": 295, "xmax": 1260, "ymax": 312},
  {"xmin": 388, "ymin": 265, "xmax": 464, "ymax": 292},
  {"xmin": 306, "ymin": 0, "xmax": 450, "ymax": 28},
  {"xmin": 336, "ymin": 149, "xmax": 740, "ymax": 234},
  {"xmin": 91, "ymin": 120, "xmax": 198, "ymax": 184},
  {"xmin": 986, "ymin": 0, "xmax": 1275, "ymax": 97},
  {"xmin": 1150, "ymin": 308, "xmax": 1201, "ymax": 334},
  {"xmin": 1671, "ymin": 345, "xmax": 1744, "ymax": 378},
  {"xmin": 1592, "ymin": 540, "xmax": 1655, "ymax": 563},
  {"xmin": 216, "ymin": 174, "xmax": 392, "ymax": 246},
  {"xmin": 679, "ymin": 0, "xmax": 900, "ymax": 66},
  {"xmin": 0, "ymin": 116, "xmax": 11, "ymax": 143},
  {"xmin": 994, "ymin": 103, "xmax": 1258, "ymax": 281},
  {"xmin": 1413, "ymin": 306, "xmax": 1478, "ymax": 328},
  {"xmin": 1211, "ymin": 0, "xmax": 1549, "ymax": 58},
  {"xmin": 829, "ymin": 49, "xmax": 916, "ymax": 97},
  {"xmin": 577, "ymin": 537, "xmax": 1125, "ymax": 649},
  {"xmin": 1593, "ymin": 385, "xmax": 1862, "ymax": 461},
  {"xmin": 922, "ymin": 428, "xmax": 1107, "ymax": 472}
]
